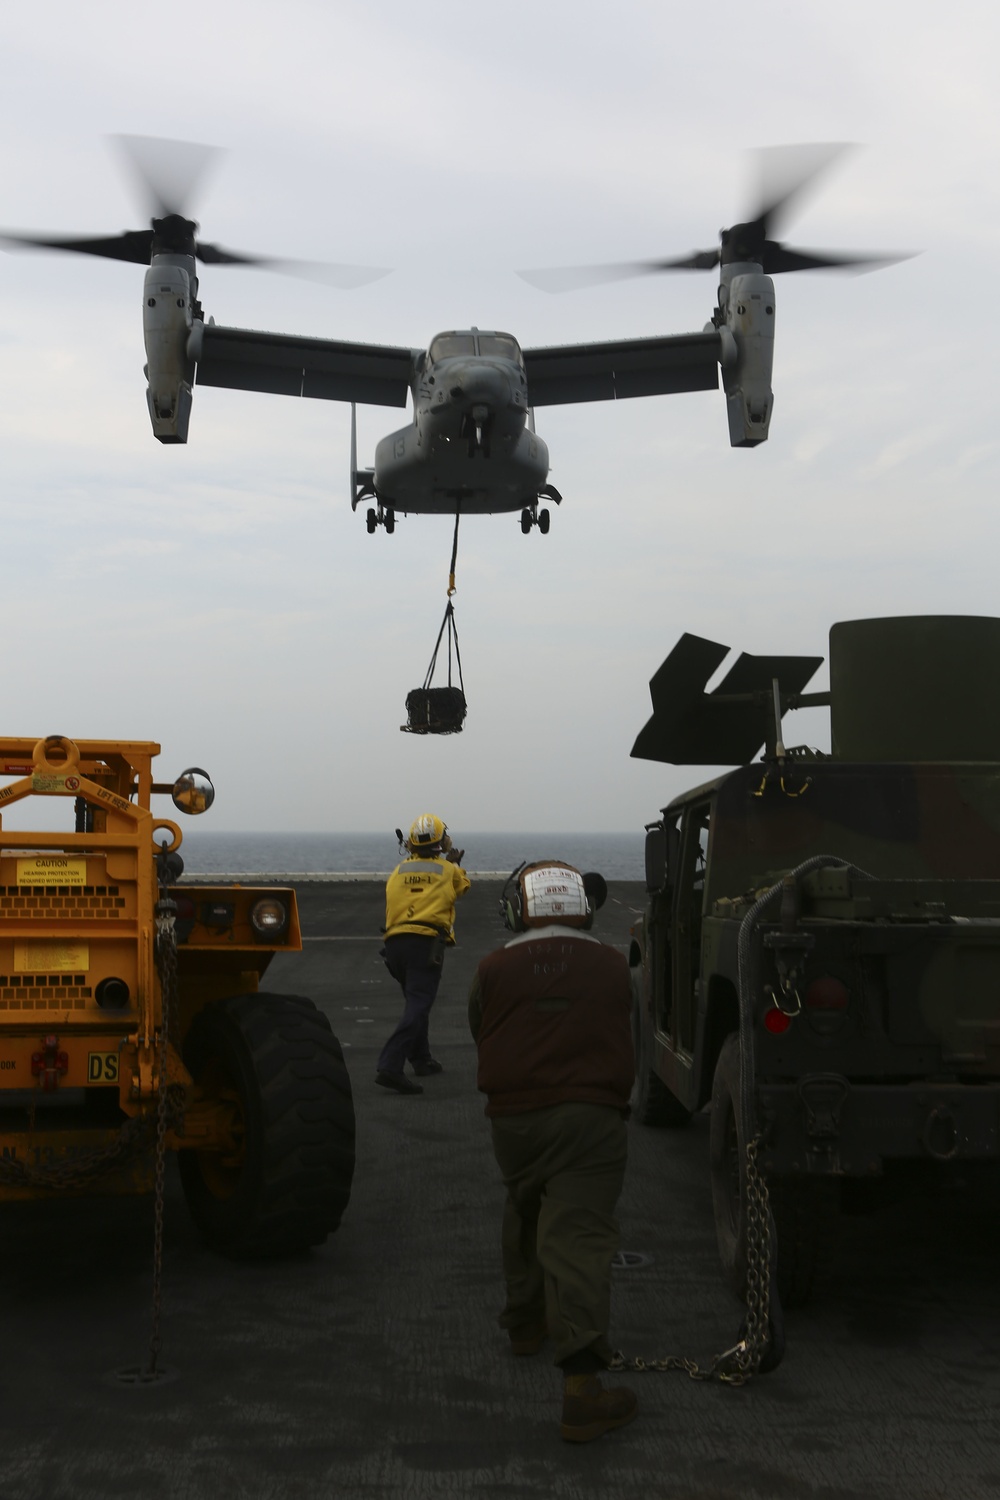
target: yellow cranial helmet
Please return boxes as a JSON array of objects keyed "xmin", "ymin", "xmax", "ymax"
[{"xmin": 408, "ymin": 813, "xmax": 448, "ymax": 851}]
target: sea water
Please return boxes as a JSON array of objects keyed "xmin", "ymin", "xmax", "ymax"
[{"xmin": 176, "ymin": 830, "xmax": 644, "ymax": 881}]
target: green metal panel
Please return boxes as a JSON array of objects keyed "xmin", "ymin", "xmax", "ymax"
[{"xmin": 830, "ymin": 616, "xmax": 1000, "ymax": 762}]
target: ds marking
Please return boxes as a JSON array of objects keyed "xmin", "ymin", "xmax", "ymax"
[{"xmin": 88, "ymin": 1052, "xmax": 119, "ymax": 1083}]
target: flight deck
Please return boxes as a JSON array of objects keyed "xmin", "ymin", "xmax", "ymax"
[{"xmin": 2, "ymin": 878, "xmax": 998, "ymax": 1500}]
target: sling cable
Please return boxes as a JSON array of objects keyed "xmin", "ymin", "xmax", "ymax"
[{"xmin": 401, "ymin": 509, "xmax": 467, "ymax": 735}]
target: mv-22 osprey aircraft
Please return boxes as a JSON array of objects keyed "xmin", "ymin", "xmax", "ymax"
[{"xmin": 2, "ymin": 139, "xmax": 903, "ymax": 535}]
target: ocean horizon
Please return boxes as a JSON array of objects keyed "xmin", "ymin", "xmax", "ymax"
[{"xmin": 176, "ymin": 830, "xmax": 645, "ymax": 881}]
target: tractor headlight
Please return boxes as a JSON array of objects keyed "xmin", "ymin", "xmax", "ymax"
[{"xmin": 250, "ymin": 897, "xmax": 289, "ymax": 942}]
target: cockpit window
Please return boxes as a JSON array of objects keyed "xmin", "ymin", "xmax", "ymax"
[
  {"xmin": 477, "ymin": 334, "xmax": 523, "ymax": 366},
  {"xmin": 429, "ymin": 333, "xmax": 477, "ymax": 361}
]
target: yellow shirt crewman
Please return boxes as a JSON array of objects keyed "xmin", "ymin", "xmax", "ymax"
[{"xmin": 376, "ymin": 814, "xmax": 470, "ymax": 1095}]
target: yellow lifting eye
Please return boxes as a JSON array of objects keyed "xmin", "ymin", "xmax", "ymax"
[
  {"xmin": 33, "ymin": 736, "xmax": 81, "ymax": 774},
  {"xmin": 152, "ymin": 819, "xmax": 183, "ymax": 854}
]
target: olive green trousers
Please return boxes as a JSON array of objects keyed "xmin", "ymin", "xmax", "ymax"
[{"xmin": 489, "ymin": 1102, "xmax": 628, "ymax": 1366}]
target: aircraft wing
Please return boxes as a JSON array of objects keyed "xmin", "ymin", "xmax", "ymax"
[
  {"xmin": 522, "ymin": 331, "xmax": 721, "ymax": 406},
  {"xmin": 195, "ymin": 325, "xmax": 415, "ymax": 407}
]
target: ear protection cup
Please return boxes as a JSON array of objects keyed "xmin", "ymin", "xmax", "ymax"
[{"xmin": 500, "ymin": 863, "xmax": 527, "ymax": 932}]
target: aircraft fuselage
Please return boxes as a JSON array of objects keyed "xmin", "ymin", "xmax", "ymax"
[{"xmin": 372, "ymin": 331, "xmax": 549, "ymax": 514}]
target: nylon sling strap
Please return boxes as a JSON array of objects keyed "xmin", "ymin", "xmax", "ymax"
[
  {"xmin": 421, "ymin": 508, "xmax": 465, "ymax": 693},
  {"xmin": 422, "ymin": 600, "xmax": 464, "ymax": 694},
  {"xmin": 447, "ymin": 510, "xmax": 460, "ymax": 598}
]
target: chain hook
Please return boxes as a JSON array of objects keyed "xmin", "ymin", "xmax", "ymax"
[{"xmin": 607, "ymin": 1135, "xmax": 779, "ymax": 1385}]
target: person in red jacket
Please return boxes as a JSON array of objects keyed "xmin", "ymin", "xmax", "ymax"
[{"xmin": 468, "ymin": 860, "xmax": 637, "ymax": 1444}]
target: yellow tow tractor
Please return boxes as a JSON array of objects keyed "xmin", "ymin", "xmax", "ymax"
[{"xmin": 0, "ymin": 734, "xmax": 355, "ymax": 1259}]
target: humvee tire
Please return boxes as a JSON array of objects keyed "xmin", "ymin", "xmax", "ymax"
[
  {"xmin": 630, "ymin": 972, "xmax": 692, "ymax": 1127},
  {"xmin": 710, "ymin": 1033, "xmax": 838, "ymax": 1306},
  {"xmin": 179, "ymin": 992, "xmax": 356, "ymax": 1259}
]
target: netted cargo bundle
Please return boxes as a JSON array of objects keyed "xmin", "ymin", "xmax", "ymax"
[
  {"xmin": 401, "ymin": 598, "xmax": 467, "ymax": 736},
  {"xmin": 403, "ymin": 686, "xmax": 468, "ymax": 736}
]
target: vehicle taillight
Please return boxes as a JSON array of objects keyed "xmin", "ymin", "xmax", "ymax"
[
  {"xmin": 173, "ymin": 896, "xmax": 196, "ymax": 944},
  {"xmin": 804, "ymin": 977, "xmax": 849, "ymax": 1010}
]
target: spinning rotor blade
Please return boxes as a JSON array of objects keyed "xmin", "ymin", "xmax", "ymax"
[
  {"xmin": 749, "ymin": 142, "xmax": 855, "ymax": 240},
  {"xmin": 111, "ymin": 133, "xmax": 219, "ymax": 219},
  {"xmin": 755, "ymin": 242, "xmax": 908, "ymax": 275},
  {"xmin": 519, "ymin": 143, "xmax": 912, "ymax": 291},
  {"xmin": 195, "ymin": 246, "xmax": 391, "ymax": 287},
  {"xmin": 517, "ymin": 252, "xmax": 718, "ymax": 292},
  {"xmin": 0, "ymin": 225, "xmax": 390, "ymax": 284},
  {"xmin": 0, "ymin": 134, "xmax": 391, "ymax": 286},
  {"xmin": 0, "ymin": 228, "xmax": 155, "ymax": 264}
]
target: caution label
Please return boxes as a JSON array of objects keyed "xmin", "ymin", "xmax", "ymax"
[
  {"xmin": 31, "ymin": 774, "xmax": 77, "ymax": 795},
  {"xmin": 13, "ymin": 941, "xmax": 89, "ymax": 973},
  {"xmin": 16, "ymin": 857, "xmax": 87, "ymax": 888}
]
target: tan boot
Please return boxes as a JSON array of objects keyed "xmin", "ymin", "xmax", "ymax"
[{"xmin": 559, "ymin": 1374, "xmax": 638, "ymax": 1443}]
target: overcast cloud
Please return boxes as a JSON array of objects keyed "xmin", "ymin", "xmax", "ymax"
[{"xmin": 1, "ymin": 1, "xmax": 997, "ymax": 836}]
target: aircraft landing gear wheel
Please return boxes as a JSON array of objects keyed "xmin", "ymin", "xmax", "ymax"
[
  {"xmin": 520, "ymin": 508, "xmax": 532, "ymax": 534},
  {"xmin": 538, "ymin": 508, "xmax": 550, "ymax": 535},
  {"xmin": 178, "ymin": 992, "xmax": 356, "ymax": 1259},
  {"xmin": 384, "ymin": 508, "xmax": 395, "ymax": 534},
  {"xmin": 366, "ymin": 508, "xmax": 377, "ymax": 534}
]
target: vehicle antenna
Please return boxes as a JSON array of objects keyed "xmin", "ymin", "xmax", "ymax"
[{"xmin": 771, "ymin": 678, "xmax": 786, "ymax": 763}]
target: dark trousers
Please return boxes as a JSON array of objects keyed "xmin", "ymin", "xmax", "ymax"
[
  {"xmin": 489, "ymin": 1102, "xmax": 628, "ymax": 1367},
  {"xmin": 377, "ymin": 933, "xmax": 444, "ymax": 1074}
]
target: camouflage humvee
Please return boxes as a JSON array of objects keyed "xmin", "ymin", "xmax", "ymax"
[{"xmin": 629, "ymin": 617, "xmax": 1000, "ymax": 1304}]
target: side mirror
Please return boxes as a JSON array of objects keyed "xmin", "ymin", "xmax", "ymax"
[
  {"xmin": 171, "ymin": 767, "xmax": 215, "ymax": 816},
  {"xmin": 644, "ymin": 823, "xmax": 679, "ymax": 896},
  {"xmin": 644, "ymin": 826, "xmax": 667, "ymax": 893}
]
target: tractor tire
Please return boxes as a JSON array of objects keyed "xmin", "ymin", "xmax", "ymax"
[
  {"xmin": 630, "ymin": 969, "xmax": 691, "ymax": 1127},
  {"xmin": 709, "ymin": 1032, "xmax": 838, "ymax": 1306},
  {"xmin": 178, "ymin": 992, "xmax": 356, "ymax": 1259}
]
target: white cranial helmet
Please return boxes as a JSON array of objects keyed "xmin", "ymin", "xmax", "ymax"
[{"xmin": 521, "ymin": 863, "xmax": 590, "ymax": 929}]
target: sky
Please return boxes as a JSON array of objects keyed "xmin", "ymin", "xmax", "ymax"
[{"xmin": 0, "ymin": 0, "xmax": 998, "ymax": 837}]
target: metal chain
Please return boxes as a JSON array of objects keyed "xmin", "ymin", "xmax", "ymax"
[
  {"xmin": 733, "ymin": 1136, "xmax": 772, "ymax": 1378},
  {"xmin": 608, "ymin": 1134, "xmax": 773, "ymax": 1387},
  {"xmin": 147, "ymin": 866, "xmax": 180, "ymax": 1377},
  {"xmin": 0, "ymin": 1110, "xmax": 157, "ymax": 1190},
  {"xmin": 613, "ymin": 857, "xmax": 877, "ymax": 1386}
]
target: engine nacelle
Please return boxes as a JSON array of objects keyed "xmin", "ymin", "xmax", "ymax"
[
  {"xmin": 722, "ymin": 271, "xmax": 775, "ymax": 448},
  {"xmin": 142, "ymin": 260, "xmax": 195, "ymax": 444}
]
